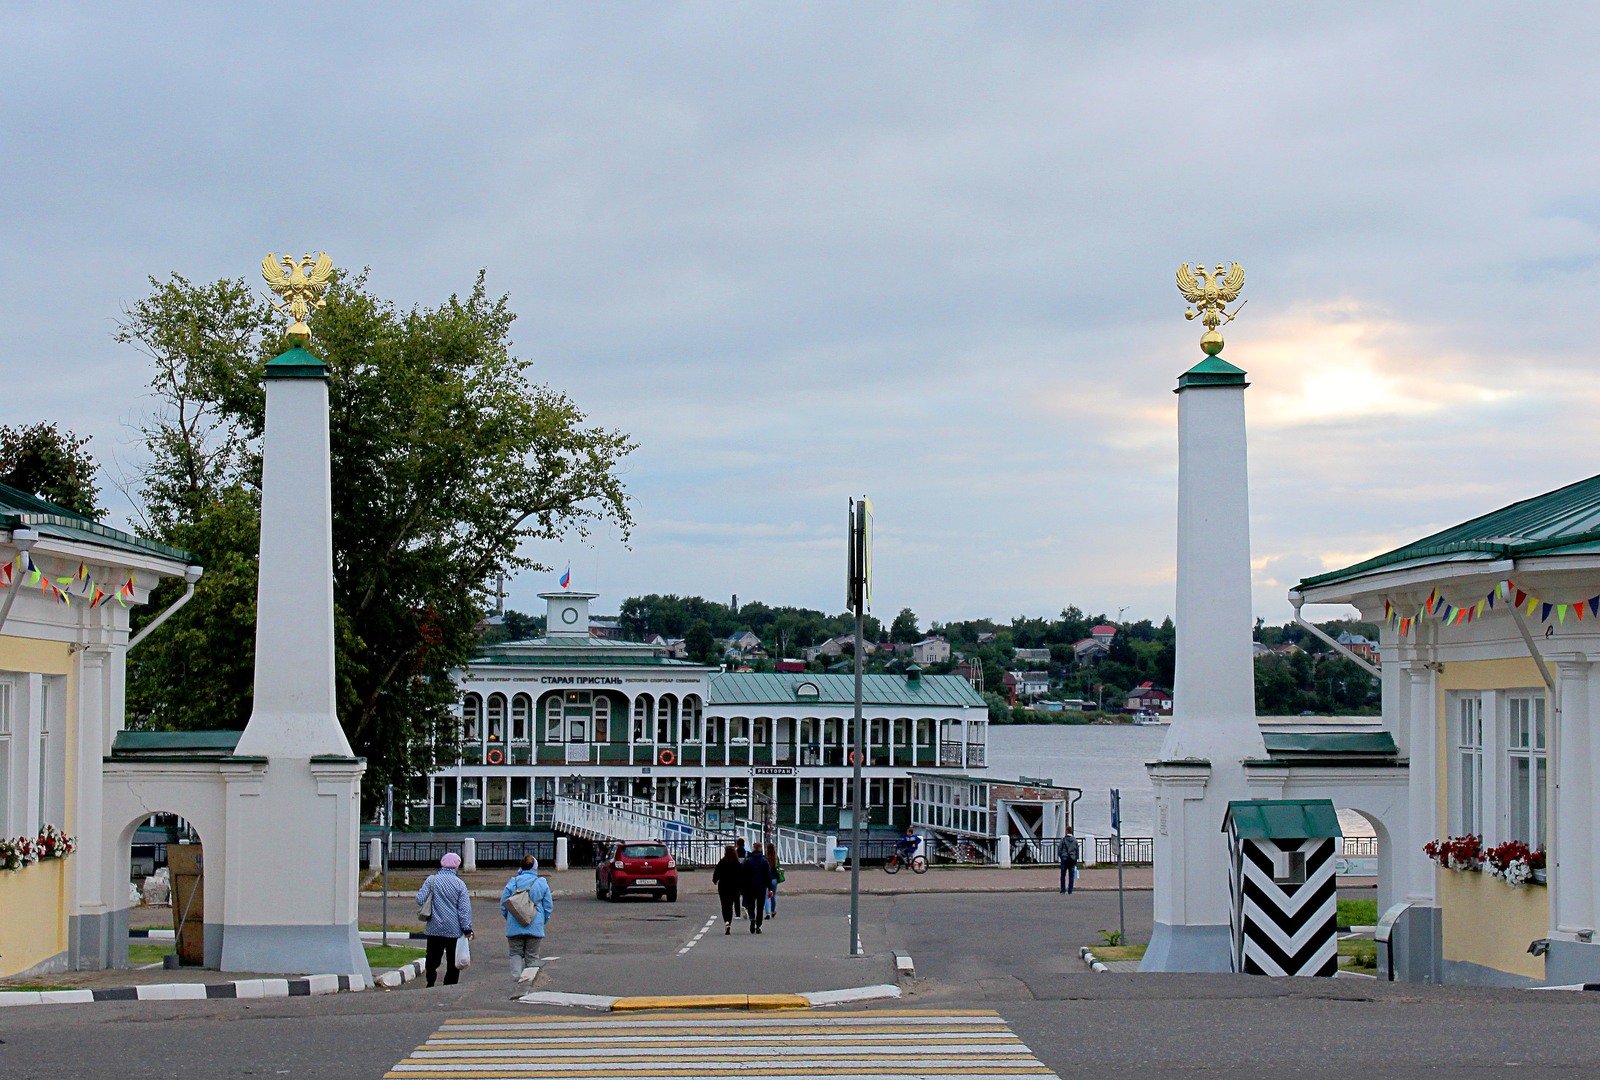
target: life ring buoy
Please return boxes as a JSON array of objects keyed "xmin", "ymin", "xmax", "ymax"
[
  {"xmin": 486, "ymin": 747, "xmax": 504, "ymax": 765},
  {"xmin": 658, "ymin": 749, "xmax": 676, "ymax": 766},
  {"xmin": 847, "ymin": 750, "xmax": 864, "ymax": 766}
]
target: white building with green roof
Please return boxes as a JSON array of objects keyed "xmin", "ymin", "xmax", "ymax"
[{"xmin": 426, "ymin": 590, "xmax": 989, "ymax": 835}]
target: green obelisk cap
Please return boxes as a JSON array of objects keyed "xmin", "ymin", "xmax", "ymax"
[
  {"xmin": 1175, "ymin": 354, "xmax": 1247, "ymax": 391},
  {"xmin": 264, "ymin": 345, "xmax": 328, "ymax": 379}
]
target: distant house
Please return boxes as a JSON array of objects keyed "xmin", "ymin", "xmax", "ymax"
[
  {"xmin": 1014, "ymin": 670, "xmax": 1050, "ymax": 699},
  {"xmin": 1336, "ymin": 631, "xmax": 1382, "ymax": 666},
  {"xmin": 803, "ymin": 635, "xmax": 853, "ymax": 662},
  {"xmin": 590, "ymin": 617, "xmax": 625, "ymax": 640},
  {"xmin": 774, "ymin": 658, "xmax": 806, "ymax": 673},
  {"xmin": 976, "ymin": 632, "xmax": 997, "ymax": 645},
  {"xmin": 1251, "ymin": 641, "xmax": 1272, "ymax": 657},
  {"xmin": 1059, "ymin": 698, "xmax": 1095, "ymax": 711},
  {"xmin": 1125, "ymin": 681, "xmax": 1173, "ymax": 715},
  {"xmin": 1000, "ymin": 671, "xmax": 1019, "ymax": 706},
  {"xmin": 1090, "ymin": 624, "xmax": 1118, "ymax": 642},
  {"xmin": 725, "ymin": 630, "xmax": 762, "ymax": 657},
  {"xmin": 1013, "ymin": 647, "xmax": 1051, "ymax": 664},
  {"xmin": 1035, "ymin": 700, "xmax": 1065, "ymax": 712},
  {"xmin": 1072, "ymin": 637, "xmax": 1110, "ymax": 665},
  {"xmin": 909, "ymin": 637, "xmax": 951, "ymax": 665},
  {"xmin": 953, "ymin": 659, "xmax": 984, "ymax": 691}
]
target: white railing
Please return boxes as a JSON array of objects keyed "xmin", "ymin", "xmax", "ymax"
[{"xmin": 551, "ymin": 794, "xmax": 831, "ymax": 865}]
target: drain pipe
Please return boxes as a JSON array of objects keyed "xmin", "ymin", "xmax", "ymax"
[
  {"xmin": 1289, "ymin": 595, "xmax": 1381, "ymax": 681},
  {"xmin": 127, "ymin": 565, "xmax": 204, "ymax": 651},
  {"xmin": 0, "ymin": 528, "xmax": 39, "ymax": 636}
]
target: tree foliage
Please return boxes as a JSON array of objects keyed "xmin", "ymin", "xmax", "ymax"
[
  {"xmin": 0, "ymin": 422, "xmax": 103, "ymax": 518},
  {"xmin": 889, "ymin": 607, "xmax": 920, "ymax": 643},
  {"xmin": 122, "ymin": 270, "xmax": 634, "ymax": 792}
]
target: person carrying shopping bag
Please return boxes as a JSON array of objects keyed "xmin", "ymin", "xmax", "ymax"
[
  {"xmin": 417, "ymin": 852, "xmax": 473, "ymax": 986},
  {"xmin": 501, "ymin": 855, "xmax": 554, "ymax": 984}
]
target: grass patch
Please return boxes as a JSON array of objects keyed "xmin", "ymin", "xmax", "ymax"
[
  {"xmin": 1089, "ymin": 944, "xmax": 1146, "ymax": 962},
  {"xmin": 364, "ymin": 944, "xmax": 425, "ymax": 971},
  {"xmin": 1339, "ymin": 937, "xmax": 1378, "ymax": 971},
  {"xmin": 128, "ymin": 942, "xmax": 175, "ymax": 966},
  {"xmin": 3, "ymin": 984, "xmax": 73, "ymax": 992},
  {"xmin": 1337, "ymin": 898, "xmax": 1377, "ymax": 929},
  {"xmin": 360, "ymin": 924, "xmax": 425, "ymax": 935}
]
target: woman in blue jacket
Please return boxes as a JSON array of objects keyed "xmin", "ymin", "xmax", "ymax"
[{"xmin": 500, "ymin": 855, "xmax": 554, "ymax": 982}]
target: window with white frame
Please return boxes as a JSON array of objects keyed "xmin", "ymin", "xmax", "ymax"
[
  {"xmin": 633, "ymin": 696, "xmax": 652, "ymax": 741},
  {"xmin": 681, "ymin": 697, "xmax": 702, "ymax": 742},
  {"xmin": 511, "ymin": 694, "xmax": 531, "ymax": 742},
  {"xmin": 1453, "ymin": 693, "xmax": 1484, "ymax": 837},
  {"xmin": 462, "ymin": 693, "xmax": 482, "ymax": 742},
  {"xmin": 544, "ymin": 695, "xmax": 564, "ymax": 742},
  {"xmin": 593, "ymin": 695, "xmax": 610, "ymax": 742},
  {"xmin": 1507, "ymin": 693, "xmax": 1547, "ymax": 848},
  {"xmin": 486, "ymin": 694, "xmax": 506, "ymax": 743}
]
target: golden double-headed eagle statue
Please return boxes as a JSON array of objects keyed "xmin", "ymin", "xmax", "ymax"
[
  {"xmin": 1176, "ymin": 262, "xmax": 1245, "ymax": 356},
  {"xmin": 261, "ymin": 252, "xmax": 334, "ymax": 342}
]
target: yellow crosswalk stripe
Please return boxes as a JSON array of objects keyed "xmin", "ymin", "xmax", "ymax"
[{"xmin": 386, "ymin": 1009, "xmax": 1059, "ymax": 1080}]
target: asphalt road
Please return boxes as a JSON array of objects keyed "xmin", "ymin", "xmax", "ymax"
[{"xmin": 4, "ymin": 882, "xmax": 1600, "ymax": 1078}]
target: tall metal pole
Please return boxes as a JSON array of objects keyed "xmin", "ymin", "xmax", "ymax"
[
  {"xmin": 850, "ymin": 603, "xmax": 864, "ymax": 957},
  {"xmin": 383, "ymin": 784, "xmax": 393, "ymax": 947}
]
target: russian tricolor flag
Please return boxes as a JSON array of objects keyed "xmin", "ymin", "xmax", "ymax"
[{"xmin": 559, "ymin": 565, "xmax": 571, "ymax": 589}]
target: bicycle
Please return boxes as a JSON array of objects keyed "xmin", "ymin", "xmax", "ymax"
[{"xmin": 883, "ymin": 849, "xmax": 928, "ymax": 874}]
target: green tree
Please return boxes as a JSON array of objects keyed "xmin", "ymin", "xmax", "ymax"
[
  {"xmin": 685, "ymin": 619, "xmax": 717, "ymax": 663},
  {"xmin": 890, "ymin": 607, "xmax": 920, "ymax": 643},
  {"xmin": 122, "ymin": 270, "xmax": 634, "ymax": 793},
  {"xmin": 0, "ymin": 422, "xmax": 104, "ymax": 518}
]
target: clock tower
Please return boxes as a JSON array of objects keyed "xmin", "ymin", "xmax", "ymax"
[{"xmin": 542, "ymin": 590, "xmax": 597, "ymax": 638}]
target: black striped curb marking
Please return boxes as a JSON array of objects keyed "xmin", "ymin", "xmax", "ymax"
[{"xmin": 0, "ymin": 973, "xmax": 370, "ymax": 1008}]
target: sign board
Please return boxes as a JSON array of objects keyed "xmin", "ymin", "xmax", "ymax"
[
  {"xmin": 1110, "ymin": 788, "xmax": 1122, "ymax": 833},
  {"xmin": 847, "ymin": 496, "xmax": 873, "ymax": 613},
  {"xmin": 750, "ymin": 766, "xmax": 796, "ymax": 777}
]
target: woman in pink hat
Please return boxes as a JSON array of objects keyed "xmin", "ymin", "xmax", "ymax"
[{"xmin": 417, "ymin": 851, "xmax": 474, "ymax": 986}]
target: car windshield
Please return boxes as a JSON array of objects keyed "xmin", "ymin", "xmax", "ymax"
[{"xmin": 621, "ymin": 844, "xmax": 667, "ymax": 859}]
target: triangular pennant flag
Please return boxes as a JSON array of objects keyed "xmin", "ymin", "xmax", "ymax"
[
  {"xmin": 1527, "ymin": 597, "xmax": 1539, "ymax": 616},
  {"xmin": 1487, "ymin": 590, "xmax": 1497, "ymax": 609},
  {"xmin": 1426, "ymin": 588, "xmax": 1438, "ymax": 613},
  {"xmin": 1575, "ymin": 602, "xmax": 1585, "ymax": 622},
  {"xmin": 1558, "ymin": 604, "xmax": 1569, "ymax": 623},
  {"xmin": 1590, "ymin": 597, "xmax": 1599, "ymax": 619},
  {"xmin": 1476, "ymin": 599, "xmax": 1487, "ymax": 618},
  {"xmin": 89, "ymin": 587, "xmax": 105, "ymax": 609},
  {"xmin": 1515, "ymin": 590, "xmax": 1528, "ymax": 608},
  {"xmin": 0, "ymin": 562, "xmax": 9, "ymax": 587},
  {"xmin": 1542, "ymin": 603, "xmax": 1554, "ymax": 622},
  {"xmin": 1384, "ymin": 599, "xmax": 1393, "ymax": 619}
]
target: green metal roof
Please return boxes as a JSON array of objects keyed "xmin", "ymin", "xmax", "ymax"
[
  {"xmin": 1260, "ymin": 731, "xmax": 1398, "ymax": 757},
  {"xmin": 469, "ymin": 653, "xmax": 703, "ymax": 668},
  {"xmin": 1299, "ymin": 472, "xmax": 1600, "ymax": 590},
  {"xmin": 110, "ymin": 730, "xmax": 242, "ymax": 756},
  {"xmin": 708, "ymin": 672, "xmax": 984, "ymax": 709},
  {"xmin": 1223, "ymin": 799, "xmax": 1343, "ymax": 839},
  {"xmin": 1176, "ymin": 355, "xmax": 1248, "ymax": 390},
  {"xmin": 0, "ymin": 482, "xmax": 193, "ymax": 564}
]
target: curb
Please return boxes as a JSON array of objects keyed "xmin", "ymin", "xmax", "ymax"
[
  {"xmin": 1530, "ymin": 983, "xmax": 1600, "ymax": 991},
  {"xmin": 894, "ymin": 953, "xmax": 915, "ymax": 979},
  {"xmin": 1079, "ymin": 947, "xmax": 1109, "ymax": 973},
  {"xmin": 376, "ymin": 959, "xmax": 426, "ymax": 989},
  {"xmin": 0, "ymin": 973, "xmax": 368, "ymax": 1009},
  {"xmin": 517, "ymin": 983, "xmax": 903, "ymax": 1012},
  {"xmin": 132, "ymin": 929, "xmax": 428, "ymax": 945}
]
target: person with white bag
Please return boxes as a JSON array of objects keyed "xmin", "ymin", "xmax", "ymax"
[
  {"xmin": 500, "ymin": 855, "xmax": 554, "ymax": 983},
  {"xmin": 416, "ymin": 852, "xmax": 474, "ymax": 986}
]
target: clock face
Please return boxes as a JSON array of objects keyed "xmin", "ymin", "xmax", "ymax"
[{"xmin": 560, "ymin": 606, "xmax": 579, "ymax": 625}]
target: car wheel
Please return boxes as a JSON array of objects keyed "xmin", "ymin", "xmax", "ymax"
[
  {"xmin": 608, "ymin": 883, "xmax": 623, "ymax": 902},
  {"xmin": 666, "ymin": 889, "xmax": 678, "ymax": 903},
  {"xmin": 595, "ymin": 879, "xmax": 606, "ymax": 900}
]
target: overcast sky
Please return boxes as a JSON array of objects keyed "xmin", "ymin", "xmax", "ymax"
[{"xmin": 6, "ymin": 4, "xmax": 1600, "ymax": 627}]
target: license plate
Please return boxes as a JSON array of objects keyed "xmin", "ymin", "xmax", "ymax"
[{"xmin": 635, "ymin": 878, "xmax": 657, "ymax": 886}]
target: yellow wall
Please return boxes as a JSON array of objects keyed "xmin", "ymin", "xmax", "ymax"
[
  {"xmin": 1434, "ymin": 657, "xmax": 1550, "ymax": 980},
  {"xmin": 0, "ymin": 634, "xmax": 76, "ymax": 836},
  {"xmin": 0, "ymin": 857, "xmax": 68, "ymax": 976},
  {"xmin": 1439, "ymin": 867, "xmax": 1547, "ymax": 980}
]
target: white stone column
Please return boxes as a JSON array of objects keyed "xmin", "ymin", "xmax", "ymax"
[
  {"xmin": 1553, "ymin": 658, "xmax": 1593, "ymax": 937},
  {"xmin": 1403, "ymin": 660, "xmax": 1438, "ymax": 904},
  {"xmin": 219, "ymin": 347, "xmax": 367, "ymax": 981},
  {"xmin": 69, "ymin": 645, "xmax": 111, "ymax": 968},
  {"xmin": 1142, "ymin": 354, "xmax": 1265, "ymax": 973}
]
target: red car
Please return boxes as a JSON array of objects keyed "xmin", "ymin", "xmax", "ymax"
[{"xmin": 596, "ymin": 841, "xmax": 678, "ymax": 902}]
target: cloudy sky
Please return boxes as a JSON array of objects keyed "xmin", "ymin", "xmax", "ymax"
[{"xmin": 6, "ymin": 4, "xmax": 1600, "ymax": 626}]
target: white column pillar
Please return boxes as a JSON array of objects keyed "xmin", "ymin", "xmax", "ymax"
[
  {"xmin": 1554, "ymin": 658, "xmax": 1593, "ymax": 937},
  {"xmin": 70, "ymin": 645, "xmax": 111, "ymax": 968},
  {"xmin": 1403, "ymin": 660, "xmax": 1437, "ymax": 904}
]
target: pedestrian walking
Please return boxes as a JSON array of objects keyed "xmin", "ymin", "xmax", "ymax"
[
  {"xmin": 500, "ymin": 855, "xmax": 554, "ymax": 983},
  {"xmin": 742, "ymin": 844, "xmax": 773, "ymax": 934},
  {"xmin": 417, "ymin": 852, "xmax": 473, "ymax": 986},
  {"xmin": 732, "ymin": 837, "xmax": 748, "ymax": 916},
  {"xmin": 764, "ymin": 842, "xmax": 782, "ymax": 919},
  {"xmin": 1059, "ymin": 828, "xmax": 1080, "ymax": 895},
  {"xmin": 712, "ymin": 844, "xmax": 743, "ymax": 935}
]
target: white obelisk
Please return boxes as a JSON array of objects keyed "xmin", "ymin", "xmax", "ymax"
[
  {"xmin": 219, "ymin": 289, "xmax": 370, "ymax": 978},
  {"xmin": 1141, "ymin": 315, "xmax": 1267, "ymax": 972}
]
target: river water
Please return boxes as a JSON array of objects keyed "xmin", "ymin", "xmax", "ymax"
[{"xmin": 986, "ymin": 724, "xmax": 1376, "ymax": 842}]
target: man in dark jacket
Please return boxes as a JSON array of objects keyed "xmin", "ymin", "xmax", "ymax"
[
  {"xmin": 1059, "ymin": 828, "xmax": 1080, "ymax": 894},
  {"xmin": 742, "ymin": 846, "xmax": 773, "ymax": 933}
]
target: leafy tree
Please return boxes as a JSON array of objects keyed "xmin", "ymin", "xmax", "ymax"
[
  {"xmin": 122, "ymin": 270, "xmax": 634, "ymax": 793},
  {"xmin": 889, "ymin": 607, "xmax": 920, "ymax": 643},
  {"xmin": 0, "ymin": 422, "xmax": 103, "ymax": 518},
  {"xmin": 684, "ymin": 619, "xmax": 717, "ymax": 663}
]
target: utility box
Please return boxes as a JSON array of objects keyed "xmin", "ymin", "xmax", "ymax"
[
  {"xmin": 1223, "ymin": 799, "xmax": 1341, "ymax": 977},
  {"xmin": 166, "ymin": 843, "xmax": 206, "ymax": 967}
]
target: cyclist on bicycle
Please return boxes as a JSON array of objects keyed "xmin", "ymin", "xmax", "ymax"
[{"xmin": 894, "ymin": 825, "xmax": 919, "ymax": 864}]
